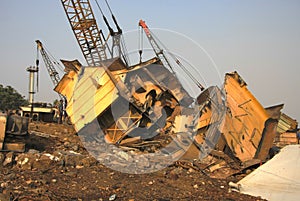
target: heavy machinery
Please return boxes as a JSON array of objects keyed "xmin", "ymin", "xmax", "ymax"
[
  {"xmin": 35, "ymin": 40, "xmax": 63, "ymax": 92},
  {"xmin": 0, "ymin": 112, "xmax": 29, "ymax": 152},
  {"xmin": 35, "ymin": 40, "xmax": 67, "ymax": 122},
  {"xmin": 55, "ymin": 0, "xmax": 279, "ymax": 171},
  {"xmin": 60, "ymin": 0, "xmax": 129, "ymax": 66}
]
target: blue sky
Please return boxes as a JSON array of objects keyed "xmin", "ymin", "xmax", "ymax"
[{"xmin": 0, "ymin": 0, "xmax": 299, "ymax": 122}]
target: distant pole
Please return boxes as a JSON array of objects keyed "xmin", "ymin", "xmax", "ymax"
[{"xmin": 27, "ymin": 66, "xmax": 38, "ymax": 118}]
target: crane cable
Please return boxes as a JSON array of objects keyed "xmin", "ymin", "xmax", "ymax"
[
  {"xmin": 43, "ymin": 45, "xmax": 65, "ymax": 73},
  {"xmin": 94, "ymin": 0, "xmax": 113, "ymax": 35},
  {"xmin": 94, "ymin": 0, "xmax": 130, "ymax": 66},
  {"xmin": 104, "ymin": 0, "xmax": 121, "ymax": 33},
  {"xmin": 138, "ymin": 26, "xmax": 144, "ymax": 63},
  {"xmin": 104, "ymin": 0, "xmax": 130, "ymax": 65},
  {"xmin": 94, "ymin": 0, "xmax": 104, "ymax": 17},
  {"xmin": 36, "ymin": 45, "xmax": 39, "ymax": 93},
  {"xmin": 121, "ymin": 36, "xmax": 130, "ymax": 66},
  {"xmin": 104, "ymin": 0, "xmax": 113, "ymax": 15},
  {"xmin": 150, "ymin": 30, "xmax": 205, "ymax": 91}
]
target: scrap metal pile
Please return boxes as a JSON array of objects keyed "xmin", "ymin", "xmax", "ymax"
[
  {"xmin": 49, "ymin": 1, "xmax": 299, "ymax": 175},
  {"xmin": 10, "ymin": 0, "xmax": 295, "ymax": 176},
  {"xmin": 53, "ymin": 54, "xmax": 298, "ymax": 176}
]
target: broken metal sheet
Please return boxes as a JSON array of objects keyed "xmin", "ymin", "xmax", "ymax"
[
  {"xmin": 125, "ymin": 63, "xmax": 194, "ymax": 106},
  {"xmin": 60, "ymin": 59, "xmax": 82, "ymax": 73},
  {"xmin": 171, "ymin": 115, "xmax": 194, "ymax": 134},
  {"xmin": 55, "ymin": 59, "xmax": 123, "ymax": 132},
  {"xmin": 220, "ymin": 72, "xmax": 276, "ymax": 162},
  {"xmin": 265, "ymin": 104, "xmax": 298, "ymax": 133},
  {"xmin": 56, "ymin": 56, "xmax": 196, "ymax": 149},
  {"xmin": 265, "ymin": 103, "xmax": 284, "ymax": 120},
  {"xmin": 194, "ymin": 86, "xmax": 226, "ymax": 158},
  {"xmin": 101, "ymin": 61, "xmax": 196, "ymax": 144},
  {"xmin": 277, "ymin": 113, "xmax": 298, "ymax": 133},
  {"xmin": 254, "ymin": 118, "xmax": 278, "ymax": 161}
]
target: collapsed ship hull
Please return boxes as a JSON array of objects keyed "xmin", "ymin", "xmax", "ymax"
[
  {"xmin": 55, "ymin": 57, "xmax": 196, "ymax": 146},
  {"xmin": 55, "ymin": 57, "xmax": 277, "ymax": 165}
]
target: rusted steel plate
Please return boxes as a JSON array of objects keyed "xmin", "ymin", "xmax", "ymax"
[{"xmin": 220, "ymin": 72, "xmax": 275, "ymax": 162}]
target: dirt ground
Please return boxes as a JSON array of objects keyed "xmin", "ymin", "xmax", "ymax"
[{"xmin": 0, "ymin": 122, "xmax": 266, "ymax": 201}]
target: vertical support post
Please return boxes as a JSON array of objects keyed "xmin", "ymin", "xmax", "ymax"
[{"xmin": 26, "ymin": 66, "xmax": 38, "ymax": 118}]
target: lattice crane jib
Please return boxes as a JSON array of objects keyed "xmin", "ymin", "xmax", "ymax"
[
  {"xmin": 61, "ymin": 0, "xmax": 108, "ymax": 66},
  {"xmin": 36, "ymin": 40, "xmax": 66, "ymax": 103},
  {"xmin": 138, "ymin": 20, "xmax": 174, "ymax": 73},
  {"xmin": 36, "ymin": 40, "xmax": 61, "ymax": 87}
]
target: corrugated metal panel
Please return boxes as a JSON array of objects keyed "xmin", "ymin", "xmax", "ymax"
[
  {"xmin": 276, "ymin": 113, "xmax": 298, "ymax": 133},
  {"xmin": 55, "ymin": 59, "xmax": 124, "ymax": 132},
  {"xmin": 281, "ymin": 113, "xmax": 297, "ymax": 129},
  {"xmin": 71, "ymin": 67, "xmax": 119, "ymax": 131},
  {"xmin": 264, "ymin": 104, "xmax": 298, "ymax": 133}
]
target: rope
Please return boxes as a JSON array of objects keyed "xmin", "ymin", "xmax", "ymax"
[{"xmin": 121, "ymin": 36, "xmax": 130, "ymax": 66}]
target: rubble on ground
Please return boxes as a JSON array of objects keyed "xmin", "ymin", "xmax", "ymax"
[
  {"xmin": 0, "ymin": 122, "xmax": 267, "ymax": 200},
  {"xmin": 0, "ymin": 69, "xmax": 298, "ymax": 200}
]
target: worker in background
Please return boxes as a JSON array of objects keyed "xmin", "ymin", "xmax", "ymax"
[{"xmin": 58, "ymin": 99, "xmax": 64, "ymax": 124}]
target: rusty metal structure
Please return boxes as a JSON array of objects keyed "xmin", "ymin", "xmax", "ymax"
[
  {"xmin": 55, "ymin": 57, "xmax": 194, "ymax": 144},
  {"xmin": 47, "ymin": 0, "xmax": 299, "ymax": 167},
  {"xmin": 220, "ymin": 72, "xmax": 277, "ymax": 162},
  {"xmin": 193, "ymin": 72, "xmax": 279, "ymax": 163},
  {"xmin": 266, "ymin": 104, "xmax": 299, "ymax": 147},
  {"xmin": 61, "ymin": 0, "xmax": 108, "ymax": 66}
]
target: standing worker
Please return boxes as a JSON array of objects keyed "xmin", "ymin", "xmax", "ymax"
[
  {"xmin": 58, "ymin": 99, "xmax": 64, "ymax": 124},
  {"xmin": 297, "ymin": 128, "xmax": 300, "ymax": 144}
]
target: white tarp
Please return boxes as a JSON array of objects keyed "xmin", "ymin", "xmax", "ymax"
[{"xmin": 237, "ymin": 145, "xmax": 300, "ymax": 201}]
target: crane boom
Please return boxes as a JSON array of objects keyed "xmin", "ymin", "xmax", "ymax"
[
  {"xmin": 36, "ymin": 40, "xmax": 68, "ymax": 105},
  {"xmin": 36, "ymin": 40, "xmax": 61, "ymax": 87},
  {"xmin": 138, "ymin": 20, "xmax": 175, "ymax": 74},
  {"xmin": 61, "ymin": 0, "xmax": 108, "ymax": 66}
]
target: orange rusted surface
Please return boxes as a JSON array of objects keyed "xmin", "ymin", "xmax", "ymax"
[{"xmin": 220, "ymin": 72, "xmax": 274, "ymax": 162}]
